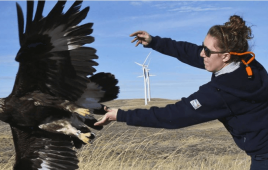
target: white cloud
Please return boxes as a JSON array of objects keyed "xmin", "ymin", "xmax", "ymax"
[
  {"xmin": 130, "ymin": 0, "xmax": 152, "ymax": 6},
  {"xmin": 153, "ymin": 2, "xmax": 195, "ymax": 10},
  {"xmin": 130, "ymin": 2, "xmax": 143, "ymax": 6},
  {"xmin": 0, "ymin": 77, "xmax": 14, "ymax": 80},
  {"xmin": 0, "ymin": 56, "xmax": 16, "ymax": 63},
  {"xmin": 151, "ymin": 2, "xmax": 232, "ymax": 13},
  {"xmin": 169, "ymin": 6, "xmax": 232, "ymax": 12}
]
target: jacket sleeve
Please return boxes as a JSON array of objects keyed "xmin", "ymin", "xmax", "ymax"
[
  {"xmin": 117, "ymin": 83, "xmax": 232, "ymax": 129},
  {"xmin": 145, "ymin": 36, "xmax": 205, "ymax": 69}
]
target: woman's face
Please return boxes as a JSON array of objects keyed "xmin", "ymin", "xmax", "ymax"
[{"xmin": 200, "ymin": 34, "xmax": 230, "ymax": 72}]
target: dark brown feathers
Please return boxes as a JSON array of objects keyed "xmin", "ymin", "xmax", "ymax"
[
  {"xmin": 11, "ymin": 125, "xmax": 79, "ymax": 170},
  {"xmin": 89, "ymin": 72, "xmax": 120, "ymax": 103},
  {"xmin": 14, "ymin": 0, "xmax": 98, "ymax": 101},
  {"xmin": 33, "ymin": 1, "xmax": 45, "ymax": 22},
  {"xmin": 16, "ymin": 3, "xmax": 24, "ymax": 46},
  {"xmin": 25, "ymin": 1, "xmax": 34, "ymax": 33},
  {"xmin": 0, "ymin": 1, "xmax": 120, "ymax": 169},
  {"xmin": 65, "ymin": 23, "xmax": 94, "ymax": 37}
]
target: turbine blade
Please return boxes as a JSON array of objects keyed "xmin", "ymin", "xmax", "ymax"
[
  {"xmin": 147, "ymin": 57, "xmax": 152, "ymax": 67},
  {"xmin": 135, "ymin": 62, "xmax": 143, "ymax": 66},
  {"xmin": 143, "ymin": 51, "xmax": 151, "ymax": 65}
]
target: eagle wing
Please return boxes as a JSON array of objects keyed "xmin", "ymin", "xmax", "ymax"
[
  {"xmin": 12, "ymin": 1, "xmax": 99, "ymax": 102},
  {"xmin": 6, "ymin": 1, "xmax": 119, "ymax": 169},
  {"xmin": 11, "ymin": 125, "xmax": 79, "ymax": 170}
]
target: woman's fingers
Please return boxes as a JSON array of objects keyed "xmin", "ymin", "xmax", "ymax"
[
  {"xmin": 131, "ymin": 37, "xmax": 142, "ymax": 47},
  {"xmin": 104, "ymin": 106, "xmax": 110, "ymax": 111},
  {"xmin": 130, "ymin": 31, "xmax": 151, "ymax": 47},
  {"xmin": 130, "ymin": 30, "xmax": 144, "ymax": 37},
  {"xmin": 94, "ymin": 108, "xmax": 118, "ymax": 126},
  {"xmin": 131, "ymin": 37, "xmax": 138, "ymax": 43},
  {"xmin": 94, "ymin": 116, "xmax": 107, "ymax": 126},
  {"xmin": 135, "ymin": 40, "xmax": 142, "ymax": 47}
]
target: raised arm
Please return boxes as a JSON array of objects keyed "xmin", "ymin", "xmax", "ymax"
[{"xmin": 130, "ymin": 30, "xmax": 205, "ymax": 69}]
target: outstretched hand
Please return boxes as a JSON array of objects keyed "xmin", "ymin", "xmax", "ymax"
[
  {"xmin": 130, "ymin": 30, "xmax": 152, "ymax": 47},
  {"xmin": 94, "ymin": 106, "xmax": 118, "ymax": 126}
]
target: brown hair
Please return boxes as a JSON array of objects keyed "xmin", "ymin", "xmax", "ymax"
[{"xmin": 207, "ymin": 15, "xmax": 253, "ymax": 62}]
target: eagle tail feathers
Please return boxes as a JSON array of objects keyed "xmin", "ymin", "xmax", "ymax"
[
  {"xmin": 75, "ymin": 72, "xmax": 119, "ymax": 115},
  {"xmin": 89, "ymin": 72, "xmax": 120, "ymax": 103}
]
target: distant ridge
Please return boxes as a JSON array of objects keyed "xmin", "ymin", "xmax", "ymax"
[{"xmin": 101, "ymin": 98, "xmax": 180, "ymax": 110}]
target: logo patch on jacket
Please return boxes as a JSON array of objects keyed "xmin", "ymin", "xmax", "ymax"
[{"xmin": 190, "ymin": 99, "xmax": 202, "ymax": 110}]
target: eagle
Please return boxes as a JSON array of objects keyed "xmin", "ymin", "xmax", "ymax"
[{"xmin": 0, "ymin": 0, "xmax": 119, "ymax": 169}]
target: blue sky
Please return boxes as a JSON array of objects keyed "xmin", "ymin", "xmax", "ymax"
[{"xmin": 0, "ymin": 1, "xmax": 268, "ymax": 100}]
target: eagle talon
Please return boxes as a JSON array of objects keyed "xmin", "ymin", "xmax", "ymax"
[
  {"xmin": 74, "ymin": 108, "xmax": 90, "ymax": 116},
  {"xmin": 78, "ymin": 132, "xmax": 92, "ymax": 144}
]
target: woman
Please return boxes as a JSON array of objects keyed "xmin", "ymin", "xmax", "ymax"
[{"xmin": 94, "ymin": 15, "xmax": 268, "ymax": 169}]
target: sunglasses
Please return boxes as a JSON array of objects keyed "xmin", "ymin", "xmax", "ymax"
[{"xmin": 202, "ymin": 42, "xmax": 226, "ymax": 57}]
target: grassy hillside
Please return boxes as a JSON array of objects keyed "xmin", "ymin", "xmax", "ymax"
[{"xmin": 0, "ymin": 99, "xmax": 250, "ymax": 170}]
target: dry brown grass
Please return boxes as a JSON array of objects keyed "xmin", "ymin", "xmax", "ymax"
[{"xmin": 0, "ymin": 98, "xmax": 251, "ymax": 170}]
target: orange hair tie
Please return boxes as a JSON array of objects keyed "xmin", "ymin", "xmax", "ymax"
[{"xmin": 229, "ymin": 51, "xmax": 255, "ymax": 78}]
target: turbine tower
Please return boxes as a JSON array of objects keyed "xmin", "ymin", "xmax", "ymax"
[{"xmin": 135, "ymin": 52, "xmax": 155, "ymax": 105}]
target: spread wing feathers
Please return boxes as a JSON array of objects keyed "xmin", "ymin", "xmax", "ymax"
[
  {"xmin": 13, "ymin": 0, "xmax": 98, "ymax": 102},
  {"xmin": 25, "ymin": 1, "xmax": 34, "ymax": 34},
  {"xmin": 76, "ymin": 72, "xmax": 119, "ymax": 114},
  {"xmin": 33, "ymin": 1, "xmax": 45, "ymax": 23},
  {"xmin": 89, "ymin": 72, "xmax": 120, "ymax": 103},
  {"xmin": 11, "ymin": 125, "xmax": 79, "ymax": 170},
  {"xmin": 16, "ymin": 3, "xmax": 24, "ymax": 46}
]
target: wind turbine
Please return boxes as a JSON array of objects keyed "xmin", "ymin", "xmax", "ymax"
[{"xmin": 135, "ymin": 52, "xmax": 155, "ymax": 105}]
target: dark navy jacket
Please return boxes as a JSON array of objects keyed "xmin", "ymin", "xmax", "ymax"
[{"xmin": 117, "ymin": 36, "xmax": 268, "ymax": 155}]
